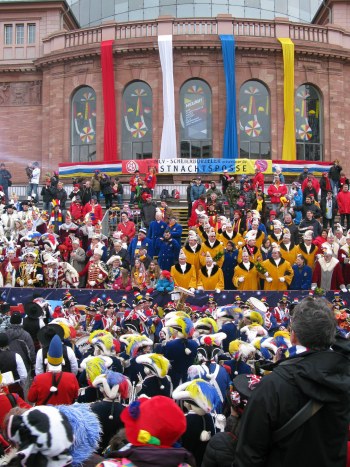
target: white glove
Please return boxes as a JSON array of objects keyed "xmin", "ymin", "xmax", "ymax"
[
  {"xmin": 19, "ymin": 280, "xmax": 24, "ymax": 286},
  {"xmin": 215, "ymin": 288, "xmax": 221, "ymax": 294},
  {"xmin": 266, "ymin": 277, "xmax": 273, "ymax": 283},
  {"xmin": 89, "ymin": 280, "xmax": 96, "ymax": 287},
  {"xmin": 98, "ymin": 274, "xmax": 103, "ymax": 279},
  {"xmin": 264, "ymin": 272, "xmax": 269, "ymax": 277},
  {"xmin": 238, "ymin": 276, "xmax": 245, "ymax": 283},
  {"xmin": 311, "ymin": 283, "xmax": 317, "ymax": 290},
  {"xmin": 36, "ymin": 274, "xmax": 43, "ymax": 281},
  {"xmin": 340, "ymin": 286, "xmax": 347, "ymax": 293},
  {"xmin": 279, "ymin": 277, "xmax": 285, "ymax": 283},
  {"xmin": 237, "ymin": 242, "xmax": 243, "ymax": 246},
  {"xmin": 27, "ymin": 279, "xmax": 33, "ymax": 285},
  {"xmin": 197, "ymin": 286, "xmax": 204, "ymax": 291},
  {"xmin": 189, "ymin": 288, "xmax": 195, "ymax": 293}
]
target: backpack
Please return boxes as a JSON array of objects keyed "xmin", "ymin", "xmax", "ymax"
[{"xmin": 160, "ymin": 189, "xmax": 170, "ymax": 200}]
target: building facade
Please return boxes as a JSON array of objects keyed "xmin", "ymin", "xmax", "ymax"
[{"xmin": 0, "ymin": 0, "xmax": 350, "ymax": 182}]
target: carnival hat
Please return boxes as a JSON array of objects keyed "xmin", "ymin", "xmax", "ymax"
[
  {"xmin": 121, "ymin": 396, "xmax": 186, "ymax": 448},
  {"xmin": 24, "ymin": 301, "xmax": 44, "ymax": 319},
  {"xmin": 37, "ymin": 324, "xmax": 65, "ymax": 347}
]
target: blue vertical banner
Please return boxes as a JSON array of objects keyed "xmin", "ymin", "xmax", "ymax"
[{"xmin": 220, "ymin": 35, "xmax": 238, "ymax": 159}]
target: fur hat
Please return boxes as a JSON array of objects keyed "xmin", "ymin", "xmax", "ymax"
[
  {"xmin": 7, "ymin": 406, "xmax": 74, "ymax": 466},
  {"xmin": 93, "ymin": 247, "xmax": 104, "ymax": 257},
  {"xmin": 121, "ymin": 396, "xmax": 186, "ymax": 448}
]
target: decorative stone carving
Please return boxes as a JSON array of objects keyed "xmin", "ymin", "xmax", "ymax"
[{"xmin": 0, "ymin": 81, "xmax": 42, "ymax": 106}]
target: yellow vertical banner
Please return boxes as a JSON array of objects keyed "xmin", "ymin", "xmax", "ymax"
[{"xmin": 278, "ymin": 38, "xmax": 296, "ymax": 161}]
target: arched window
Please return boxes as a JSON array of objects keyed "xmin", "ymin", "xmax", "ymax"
[
  {"xmin": 71, "ymin": 86, "xmax": 96, "ymax": 162},
  {"xmin": 122, "ymin": 81, "xmax": 152, "ymax": 160},
  {"xmin": 239, "ymin": 80, "xmax": 271, "ymax": 159},
  {"xmin": 295, "ymin": 84, "xmax": 322, "ymax": 161},
  {"xmin": 180, "ymin": 79, "xmax": 212, "ymax": 158}
]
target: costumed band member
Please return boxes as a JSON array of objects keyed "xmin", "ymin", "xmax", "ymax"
[
  {"xmin": 233, "ymin": 250, "xmax": 259, "ymax": 291},
  {"xmin": 237, "ymin": 230, "xmax": 261, "ymax": 263},
  {"xmin": 260, "ymin": 244, "xmax": 294, "ymax": 291},
  {"xmin": 296, "ymin": 229, "xmax": 318, "ymax": 269},
  {"xmin": 15, "ymin": 250, "xmax": 44, "ymax": 287},
  {"xmin": 80, "ymin": 247, "xmax": 108, "ymax": 289},
  {"xmin": 170, "ymin": 249, "xmax": 197, "ymax": 292},
  {"xmin": 268, "ymin": 220, "xmax": 284, "ymax": 245},
  {"xmin": 200, "ymin": 229, "xmax": 225, "ymax": 268},
  {"xmin": 197, "ymin": 252, "xmax": 225, "ymax": 293},
  {"xmin": 219, "ymin": 221, "xmax": 243, "ymax": 248}
]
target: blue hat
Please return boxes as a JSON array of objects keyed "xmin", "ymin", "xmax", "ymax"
[{"xmin": 47, "ymin": 334, "xmax": 63, "ymax": 366}]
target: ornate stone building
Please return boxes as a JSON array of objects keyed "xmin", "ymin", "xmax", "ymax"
[{"xmin": 0, "ymin": 0, "xmax": 350, "ymax": 181}]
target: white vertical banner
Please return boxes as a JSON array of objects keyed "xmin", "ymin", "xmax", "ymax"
[{"xmin": 158, "ymin": 34, "xmax": 177, "ymax": 159}]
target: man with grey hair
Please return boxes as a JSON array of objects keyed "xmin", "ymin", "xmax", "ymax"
[{"xmin": 235, "ymin": 297, "xmax": 350, "ymax": 467}]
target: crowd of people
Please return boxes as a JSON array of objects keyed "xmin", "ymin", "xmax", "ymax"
[
  {"xmin": 0, "ymin": 161, "xmax": 348, "ymax": 466},
  {"xmin": 0, "ymin": 286, "xmax": 348, "ymax": 466},
  {"xmin": 0, "ymin": 161, "xmax": 347, "ymax": 294}
]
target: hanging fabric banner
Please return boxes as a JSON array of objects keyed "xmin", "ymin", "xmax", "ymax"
[
  {"xmin": 158, "ymin": 35, "xmax": 177, "ymax": 159},
  {"xmin": 219, "ymin": 35, "xmax": 238, "ymax": 159},
  {"xmin": 101, "ymin": 40, "xmax": 117, "ymax": 162},
  {"xmin": 278, "ymin": 38, "xmax": 296, "ymax": 161}
]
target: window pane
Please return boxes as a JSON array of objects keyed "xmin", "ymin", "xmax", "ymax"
[
  {"xmin": 194, "ymin": 4, "xmax": 211, "ymax": 15},
  {"xmin": 275, "ymin": 0, "xmax": 288, "ymax": 14},
  {"xmin": 71, "ymin": 86, "xmax": 97, "ymax": 162},
  {"xmin": 129, "ymin": 9, "xmax": 144, "ymax": 20},
  {"xmin": 181, "ymin": 141, "xmax": 190, "ymax": 158},
  {"xmin": 202, "ymin": 141, "xmax": 212, "ymax": 158},
  {"xmin": 177, "ymin": 4, "xmax": 194, "ymax": 17},
  {"xmin": 160, "ymin": 5, "xmax": 177, "ymax": 15},
  {"xmin": 295, "ymin": 84, "xmax": 322, "ymax": 146},
  {"xmin": 132, "ymin": 142, "xmax": 143, "ymax": 159},
  {"xmin": 27, "ymin": 24, "xmax": 36, "ymax": 44},
  {"xmin": 115, "ymin": 1, "xmax": 128, "ymax": 13},
  {"xmin": 144, "ymin": 7, "xmax": 160, "ymax": 19},
  {"xmin": 239, "ymin": 80, "xmax": 271, "ymax": 158},
  {"xmin": 190, "ymin": 141, "xmax": 201, "ymax": 158},
  {"xmin": 16, "ymin": 24, "xmax": 24, "ymax": 45},
  {"xmin": 245, "ymin": 7, "xmax": 261, "ymax": 18},
  {"xmin": 4, "ymin": 25, "xmax": 12, "ymax": 45},
  {"xmin": 122, "ymin": 81, "xmax": 153, "ymax": 159}
]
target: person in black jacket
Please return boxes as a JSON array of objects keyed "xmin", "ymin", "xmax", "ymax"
[
  {"xmin": 329, "ymin": 159, "xmax": 342, "ymax": 195},
  {"xmin": 100, "ymin": 173, "xmax": 114, "ymax": 209},
  {"xmin": 235, "ymin": 297, "xmax": 350, "ymax": 467}
]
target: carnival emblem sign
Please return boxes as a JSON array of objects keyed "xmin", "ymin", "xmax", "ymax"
[{"xmin": 126, "ymin": 160, "xmax": 139, "ymax": 173}]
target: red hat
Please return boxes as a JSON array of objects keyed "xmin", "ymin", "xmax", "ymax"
[
  {"xmin": 161, "ymin": 270, "xmax": 171, "ymax": 280},
  {"xmin": 270, "ymin": 210, "xmax": 276, "ymax": 216},
  {"xmin": 121, "ymin": 396, "xmax": 186, "ymax": 448}
]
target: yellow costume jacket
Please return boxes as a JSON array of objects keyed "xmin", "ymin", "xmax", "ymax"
[
  {"xmin": 197, "ymin": 264, "xmax": 224, "ymax": 291},
  {"xmin": 260, "ymin": 258, "xmax": 294, "ymax": 291},
  {"xmin": 183, "ymin": 243, "xmax": 202, "ymax": 273},
  {"xmin": 200, "ymin": 240, "xmax": 225, "ymax": 267},
  {"xmin": 279, "ymin": 243, "xmax": 298, "ymax": 266},
  {"xmin": 170, "ymin": 263, "xmax": 197, "ymax": 289},
  {"xmin": 268, "ymin": 232, "xmax": 284, "ymax": 245},
  {"xmin": 233, "ymin": 262, "xmax": 259, "ymax": 290},
  {"xmin": 296, "ymin": 243, "xmax": 318, "ymax": 269},
  {"xmin": 219, "ymin": 231, "xmax": 243, "ymax": 248}
]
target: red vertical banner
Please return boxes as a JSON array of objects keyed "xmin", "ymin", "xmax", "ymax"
[{"xmin": 101, "ymin": 40, "xmax": 117, "ymax": 162}]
